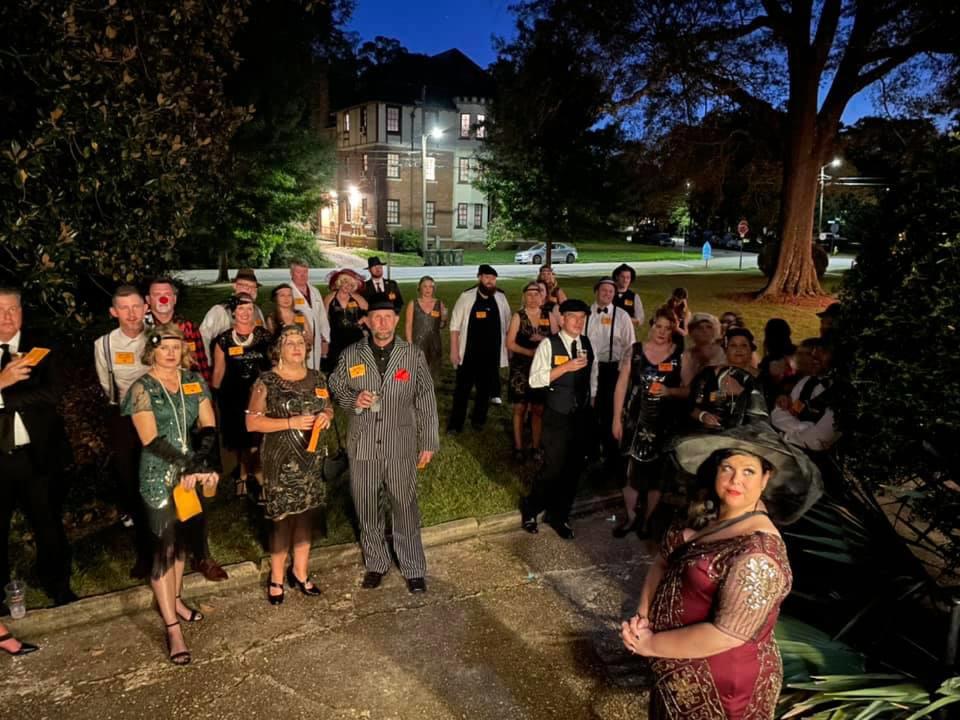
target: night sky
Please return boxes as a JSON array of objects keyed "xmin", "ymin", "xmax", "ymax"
[{"xmin": 347, "ymin": 0, "xmax": 876, "ymax": 123}]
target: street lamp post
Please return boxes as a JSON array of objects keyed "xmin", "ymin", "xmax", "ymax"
[{"xmin": 818, "ymin": 157, "xmax": 842, "ymax": 238}]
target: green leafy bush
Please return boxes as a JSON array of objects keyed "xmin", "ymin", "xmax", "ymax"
[{"xmin": 389, "ymin": 228, "xmax": 423, "ymax": 254}]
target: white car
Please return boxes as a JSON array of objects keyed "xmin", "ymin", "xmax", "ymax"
[{"xmin": 514, "ymin": 242, "xmax": 579, "ymax": 264}]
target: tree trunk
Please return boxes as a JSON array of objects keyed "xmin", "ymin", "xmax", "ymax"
[{"xmin": 217, "ymin": 249, "xmax": 229, "ymax": 283}]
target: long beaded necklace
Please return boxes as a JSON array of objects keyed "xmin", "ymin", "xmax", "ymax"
[{"xmin": 156, "ymin": 370, "xmax": 189, "ymax": 453}]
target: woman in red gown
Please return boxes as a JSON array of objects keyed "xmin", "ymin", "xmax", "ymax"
[{"xmin": 622, "ymin": 425, "xmax": 822, "ymax": 720}]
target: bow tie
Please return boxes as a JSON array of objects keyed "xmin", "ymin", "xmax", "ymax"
[{"xmin": 597, "ymin": 306, "xmax": 608, "ymax": 314}]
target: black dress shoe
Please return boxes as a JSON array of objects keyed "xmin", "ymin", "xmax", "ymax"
[
  {"xmin": 0, "ymin": 633, "xmax": 39, "ymax": 656},
  {"xmin": 521, "ymin": 518, "xmax": 539, "ymax": 534},
  {"xmin": 361, "ymin": 571, "xmax": 385, "ymax": 589},
  {"xmin": 549, "ymin": 521, "xmax": 575, "ymax": 540},
  {"xmin": 405, "ymin": 577, "xmax": 427, "ymax": 593},
  {"xmin": 612, "ymin": 516, "xmax": 643, "ymax": 539},
  {"xmin": 287, "ymin": 567, "xmax": 322, "ymax": 597}
]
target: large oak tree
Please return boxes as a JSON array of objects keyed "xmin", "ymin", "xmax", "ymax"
[{"xmin": 508, "ymin": 0, "xmax": 958, "ymax": 296}]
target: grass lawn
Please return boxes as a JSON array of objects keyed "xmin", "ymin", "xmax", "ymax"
[
  {"xmin": 461, "ymin": 241, "xmax": 689, "ymax": 266},
  {"xmin": 347, "ymin": 247, "xmax": 426, "ymax": 267},
  {"xmin": 15, "ymin": 270, "xmax": 840, "ymax": 605}
]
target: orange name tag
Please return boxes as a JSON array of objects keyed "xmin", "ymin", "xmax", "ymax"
[
  {"xmin": 431, "ymin": 310, "xmax": 441, "ymax": 318},
  {"xmin": 538, "ymin": 318, "xmax": 551, "ymax": 327},
  {"xmin": 228, "ymin": 346, "xmax": 244, "ymax": 357},
  {"xmin": 315, "ymin": 387, "xmax": 329, "ymax": 399},
  {"xmin": 255, "ymin": 319, "xmax": 263, "ymax": 326},
  {"xmin": 624, "ymin": 299, "xmax": 634, "ymax": 306},
  {"xmin": 349, "ymin": 363, "xmax": 365, "ymax": 378},
  {"xmin": 186, "ymin": 342, "xmax": 196, "ymax": 352},
  {"xmin": 554, "ymin": 355, "xmax": 569, "ymax": 366},
  {"xmin": 182, "ymin": 382, "xmax": 203, "ymax": 395},
  {"xmin": 347, "ymin": 301, "xmax": 358, "ymax": 309},
  {"xmin": 22, "ymin": 347, "xmax": 51, "ymax": 366},
  {"xmin": 791, "ymin": 399, "xmax": 806, "ymax": 414},
  {"xmin": 649, "ymin": 382, "xmax": 664, "ymax": 394},
  {"xmin": 601, "ymin": 317, "xmax": 612, "ymax": 326},
  {"xmin": 294, "ymin": 315, "xmax": 306, "ymax": 325},
  {"xmin": 475, "ymin": 311, "xmax": 488, "ymax": 319},
  {"xmin": 709, "ymin": 391, "xmax": 718, "ymax": 403},
  {"xmin": 295, "ymin": 298, "xmax": 306, "ymax": 305},
  {"xmin": 388, "ymin": 292, "xmax": 396, "ymax": 300},
  {"xmin": 114, "ymin": 351, "xmax": 135, "ymax": 365},
  {"xmin": 658, "ymin": 362, "xmax": 674, "ymax": 372}
]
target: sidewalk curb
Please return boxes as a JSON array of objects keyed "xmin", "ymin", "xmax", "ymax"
[{"xmin": 5, "ymin": 493, "xmax": 621, "ymax": 636}]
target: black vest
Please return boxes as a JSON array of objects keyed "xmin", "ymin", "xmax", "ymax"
[
  {"xmin": 613, "ymin": 289, "xmax": 638, "ymax": 314},
  {"xmin": 796, "ymin": 376, "xmax": 832, "ymax": 423},
  {"xmin": 547, "ymin": 334, "xmax": 593, "ymax": 414}
]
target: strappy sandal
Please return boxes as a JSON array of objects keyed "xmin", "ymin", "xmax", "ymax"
[
  {"xmin": 164, "ymin": 621, "xmax": 191, "ymax": 666},
  {"xmin": 267, "ymin": 580, "xmax": 285, "ymax": 606},
  {"xmin": 175, "ymin": 594, "xmax": 204, "ymax": 622}
]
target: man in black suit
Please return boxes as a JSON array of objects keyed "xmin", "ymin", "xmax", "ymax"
[
  {"xmin": 0, "ymin": 287, "xmax": 76, "ymax": 606},
  {"xmin": 362, "ymin": 256, "xmax": 403, "ymax": 310}
]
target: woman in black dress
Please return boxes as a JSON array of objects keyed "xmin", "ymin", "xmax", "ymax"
[
  {"xmin": 505, "ymin": 282, "xmax": 549, "ymax": 463},
  {"xmin": 322, "ymin": 270, "xmax": 368, "ymax": 374},
  {"xmin": 611, "ymin": 307, "xmax": 687, "ymax": 537},
  {"xmin": 211, "ymin": 294, "xmax": 272, "ymax": 497},
  {"xmin": 688, "ymin": 328, "xmax": 768, "ymax": 432},
  {"xmin": 404, "ymin": 276, "xmax": 447, "ymax": 379}
]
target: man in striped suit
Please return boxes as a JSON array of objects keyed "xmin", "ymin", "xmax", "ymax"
[{"xmin": 329, "ymin": 295, "xmax": 439, "ymax": 593}]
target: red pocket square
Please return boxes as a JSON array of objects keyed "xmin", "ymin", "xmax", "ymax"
[{"xmin": 394, "ymin": 368, "xmax": 410, "ymax": 382}]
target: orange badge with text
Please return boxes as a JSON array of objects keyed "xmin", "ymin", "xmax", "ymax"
[
  {"xmin": 348, "ymin": 363, "xmax": 366, "ymax": 378},
  {"xmin": 658, "ymin": 362, "xmax": 674, "ymax": 373},
  {"xmin": 228, "ymin": 346, "xmax": 244, "ymax": 357},
  {"xmin": 114, "ymin": 351, "xmax": 135, "ymax": 365},
  {"xmin": 554, "ymin": 355, "xmax": 569, "ymax": 366},
  {"xmin": 182, "ymin": 382, "xmax": 203, "ymax": 395},
  {"xmin": 475, "ymin": 311, "xmax": 488, "ymax": 319},
  {"xmin": 315, "ymin": 387, "xmax": 329, "ymax": 399}
]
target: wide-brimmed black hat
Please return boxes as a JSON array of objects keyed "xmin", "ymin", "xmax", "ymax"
[
  {"xmin": 670, "ymin": 424, "xmax": 823, "ymax": 525},
  {"xmin": 366, "ymin": 293, "xmax": 398, "ymax": 313},
  {"xmin": 558, "ymin": 298, "xmax": 591, "ymax": 315},
  {"xmin": 612, "ymin": 263, "xmax": 636, "ymax": 282},
  {"xmin": 367, "ymin": 256, "xmax": 384, "ymax": 269},
  {"xmin": 477, "ymin": 264, "xmax": 498, "ymax": 277}
]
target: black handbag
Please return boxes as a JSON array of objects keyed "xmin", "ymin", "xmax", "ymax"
[{"xmin": 322, "ymin": 418, "xmax": 349, "ymax": 483}]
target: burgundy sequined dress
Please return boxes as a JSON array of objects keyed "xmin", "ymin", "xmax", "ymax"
[{"xmin": 648, "ymin": 522, "xmax": 792, "ymax": 720}]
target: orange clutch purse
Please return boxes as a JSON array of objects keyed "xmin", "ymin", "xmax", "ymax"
[{"xmin": 173, "ymin": 485, "xmax": 203, "ymax": 522}]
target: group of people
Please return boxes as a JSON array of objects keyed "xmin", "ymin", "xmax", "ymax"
[{"xmin": 1, "ymin": 257, "xmax": 841, "ymax": 718}]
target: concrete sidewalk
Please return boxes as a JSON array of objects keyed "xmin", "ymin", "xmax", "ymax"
[{"xmin": 1, "ymin": 511, "xmax": 655, "ymax": 719}]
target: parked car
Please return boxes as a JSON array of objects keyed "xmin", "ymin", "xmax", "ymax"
[
  {"xmin": 514, "ymin": 242, "xmax": 579, "ymax": 264},
  {"xmin": 644, "ymin": 232, "xmax": 672, "ymax": 246}
]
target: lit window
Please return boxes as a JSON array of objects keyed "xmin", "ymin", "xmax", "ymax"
[
  {"xmin": 458, "ymin": 157, "xmax": 471, "ymax": 183},
  {"xmin": 476, "ymin": 114, "xmax": 486, "ymax": 139},
  {"xmin": 425, "ymin": 156, "xmax": 436, "ymax": 182},
  {"xmin": 344, "ymin": 112, "xmax": 350, "ymax": 133},
  {"xmin": 360, "ymin": 107, "xmax": 367, "ymax": 132},
  {"xmin": 386, "ymin": 105, "xmax": 401, "ymax": 134},
  {"xmin": 387, "ymin": 153, "xmax": 400, "ymax": 178},
  {"xmin": 387, "ymin": 199, "xmax": 400, "ymax": 225},
  {"xmin": 460, "ymin": 113, "xmax": 471, "ymax": 138},
  {"xmin": 457, "ymin": 203, "xmax": 468, "ymax": 228}
]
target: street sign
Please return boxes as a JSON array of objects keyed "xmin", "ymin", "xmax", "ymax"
[{"xmin": 737, "ymin": 219, "xmax": 749, "ymax": 238}]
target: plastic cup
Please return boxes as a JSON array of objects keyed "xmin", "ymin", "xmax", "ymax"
[
  {"xmin": 369, "ymin": 391, "xmax": 382, "ymax": 413},
  {"xmin": 202, "ymin": 480, "xmax": 217, "ymax": 498},
  {"xmin": 5, "ymin": 580, "xmax": 26, "ymax": 619}
]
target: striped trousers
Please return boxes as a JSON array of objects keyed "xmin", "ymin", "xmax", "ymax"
[{"xmin": 349, "ymin": 458, "xmax": 427, "ymax": 578}]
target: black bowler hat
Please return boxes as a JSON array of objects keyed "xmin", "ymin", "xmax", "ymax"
[
  {"xmin": 477, "ymin": 264, "xmax": 498, "ymax": 277},
  {"xmin": 612, "ymin": 263, "xmax": 636, "ymax": 282},
  {"xmin": 593, "ymin": 277, "xmax": 616, "ymax": 292},
  {"xmin": 558, "ymin": 298, "xmax": 591, "ymax": 315},
  {"xmin": 366, "ymin": 293, "xmax": 398, "ymax": 313},
  {"xmin": 368, "ymin": 256, "xmax": 384, "ymax": 269}
]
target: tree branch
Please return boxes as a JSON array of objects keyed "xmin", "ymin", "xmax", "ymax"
[
  {"xmin": 688, "ymin": 15, "xmax": 774, "ymax": 44},
  {"xmin": 759, "ymin": 0, "xmax": 790, "ymax": 33},
  {"xmin": 811, "ymin": 0, "xmax": 843, "ymax": 78}
]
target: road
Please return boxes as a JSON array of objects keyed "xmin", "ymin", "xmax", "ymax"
[
  {"xmin": 2, "ymin": 511, "xmax": 653, "ymax": 720},
  {"xmin": 177, "ymin": 252, "xmax": 854, "ymax": 285}
]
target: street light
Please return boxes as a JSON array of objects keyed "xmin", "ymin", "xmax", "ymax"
[
  {"xmin": 422, "ymin": 126, "xmax": 444, "ymax": 256},
  {"xmin": 818, "ymin": 157, "xmax": 842, "ymax": 237}
]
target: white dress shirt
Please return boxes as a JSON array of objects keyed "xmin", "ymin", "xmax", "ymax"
[
  {"xmin": 771, "ymin": 376, "xmax": 839, "ymax": 451},
  {"xmin": 449, "ymin": 287, "xmax": 513, "ymax": 368},
  {"xmin": 529, "ymin": 330, "xmax": 599, "ymax": 399},
  {"xmin": 291, "ymin": 283, "xmax": 331, "ymax": 370},
  {"xmin": 586, "ymin": 303, "xmax": 635, "ymax": 365},
  {"xmin": 95, "ymin": 328, "xmax": 148, "ymax": 404},
  {"xmin": 0, "ymin": 332, "xmax": 31, "ymax": 445}
]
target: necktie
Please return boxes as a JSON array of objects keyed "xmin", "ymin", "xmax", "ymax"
[
  {"xmin": 0, "ymin": 343, "xmax": 12, "ymax": 451},
  {"xmin": 570, "ymin": 340, "xmax": 578, "ymax": 359},
  {"xmin": 0, "ymin": 343, "xmax": 10, "ymax": 370}
]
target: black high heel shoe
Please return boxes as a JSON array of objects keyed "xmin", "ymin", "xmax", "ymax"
[
  {"xmin": 164, "ymin": 621, "xmax": 191, "ymax": 666},
  {"xmin": 175, "ymin": 594, "xmax": 204, "ymax": 622},
  {"xmin": 0, "ymin": 632, "xmax": 39, "ymax": 656},
  {"xmin": 286, "ymin": 567, "xmax": 322, "ymax": 597},
  {"xmin": 267, "ymin": 580, "xmax": 285, "ymax": 606}
]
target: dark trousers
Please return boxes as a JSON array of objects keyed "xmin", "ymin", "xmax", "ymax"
[
  {"xmin": 524, "ymin": 407, "xmax": 591, "ymax": 524},
  {"xmin": 0, "ymin": 448, "xmax": 72, "ymax": 595},
  {"xmin": 595, "ymin": 362, "xmax": 621, "ymax": 467},
  {"xmin": 447, "ymin": 354, "xmax": 498, "ymax": 431},
  {"xmin": 107, "ymin": 409, "xmax": 153, "ymax": 569}
]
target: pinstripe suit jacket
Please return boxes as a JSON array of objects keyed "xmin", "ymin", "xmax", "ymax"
[{"xmin": 328, "ymin": 337, "xmax": 439, "ymax": 460}]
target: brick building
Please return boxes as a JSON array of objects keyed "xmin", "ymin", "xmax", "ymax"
[{"xmin": 326, "ymin": 49, "xmax": 493, "ymax": 251}]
